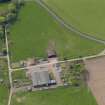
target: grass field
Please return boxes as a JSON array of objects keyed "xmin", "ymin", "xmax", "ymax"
[
  {"xmin": 11, "ymin": 86, "xmax": 98, "ymax": 105},
  {"xmin": 0, "ymin": 59, "xmax": 9, "ymax": 105},
  {"xmin": 0, "ymin": 3, "xmax": 9, "ymax": 51},
  {"xmin": 0, "ymin": 85, "xmax": 9, "ymax": 105},
  {"xmin": 0, "ymin": 3, "xmax": 9, "ymax": 11},
  {"xmin": 10, "ymin": 2, "xmax": 105, "ymax": 62},
  {"xmin": 44, "ymin": 0, "xmax": 105, "ymax": 40}
]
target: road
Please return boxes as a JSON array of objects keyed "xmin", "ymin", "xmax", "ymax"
[
  {"xmin": 35, "ymin": 0, "xmax": 105, "ymax": 45},
  {"xmin": 5, "ymin": 25, "xmax": 13, "ymax": 88},
  {"xmin": 11, "ymin": 53, "xmax": 105, "ymax": 72},
  {"xmin": 5, "ymin": 26, "xmax": 13, "ymax": 105}
]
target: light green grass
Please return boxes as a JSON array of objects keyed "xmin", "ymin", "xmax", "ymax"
[
  {"xmin": 10, "ymin": 2, "xmax": 105, "ymax": 62},
  {"xmin": 11, "ymin": 86, "xmax": 98, "ymax": 105},
  {"xmin": 44, "ymin": 0, "xmax": 105, "ymax": 40},
  {"xmin": 0, "ymin": 59, "xmax": 9, "ymax": 105},
  {"xmin": 0, "ymin": 3, "xmax": 9, "ymax": 11},
  {"xmin": 0, "ymin": 85, "xmax": 9, "ymax": 105}
]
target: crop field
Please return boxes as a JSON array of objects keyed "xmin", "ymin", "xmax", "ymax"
[
  {"xmin": 11, "ymin": 86, "xmax": 98, "ymax": 105},
  {"xmin": 44, "ymin": 0, "xmax": 105, "ymax": 40},
  {"xmin": 0, "ymin": 59, "xmax": 9, "ymax": 105},
  {"xmin": 10, "ymin": 2, "xmax": 104, "ymax": 62}
]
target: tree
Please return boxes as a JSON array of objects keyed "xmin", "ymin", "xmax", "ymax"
[
  {"xmin": 6, "ymin": 12, "xmax": 16, "ymax": 23},
  {"xmin": 8, "ymin": 3, "xmax": 16, "ymax": 13},
  {"xmin": 0, "ymin": 0, "xmax": 11, "ymax": 2}
]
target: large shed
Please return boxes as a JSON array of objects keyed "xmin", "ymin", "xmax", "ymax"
[{"xmin": 31, "ymin": 70, "xmax": 50, "ymax": 87}]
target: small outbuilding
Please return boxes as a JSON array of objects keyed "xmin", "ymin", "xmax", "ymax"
[{"xmin": 26, "ymin": 58, "xmax": 36, "ymax": 66}]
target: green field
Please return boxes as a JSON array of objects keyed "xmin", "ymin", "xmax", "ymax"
[
  {"xmin": 0, "ymin": 3, "xmax": 9, "ymax": 11},
  {"xmin": 11, "ymin": 86, "xmax": 98, "ymax": 105},
  {"xmin": 0, "ymin": 85, "xmax": 9, "ymax": 105},
  {"xmin": 0, "ymin": 59, "xmax": 9, "ymax": 105},
  {"xmin": 44, "ymin": 0, "xmax": 105, "ymax": 40},
  {"xmin": 10, "ymin": 2, "xmax": 104, "ymax": 62}
]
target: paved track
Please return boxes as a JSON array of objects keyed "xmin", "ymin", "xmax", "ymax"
[
  {"xmin": 11, "ymin": 53, "xmax": 105, "ymax": 72},
  {"xmin": 35, "ymin": 0, "xmax": 105, "ymax": 45},
  {"xmin": 5, "ymin": 26, "xmax": 13, "ymax": 105}
]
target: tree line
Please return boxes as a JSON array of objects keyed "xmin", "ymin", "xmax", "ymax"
[{"xmin": 0, "ymin": 0, "xmax": 25, "ymax": 41}]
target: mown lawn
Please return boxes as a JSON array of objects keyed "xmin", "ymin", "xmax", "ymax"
[
  {"xmin": 10, "ymin": 2, "xmax": 104, "ymax": 62},
  {"xmin": 44, "ymin": 0, "xmax": 105, "ymax": 40},
  {"xmin": 11, "ymin": 86, "xmax": 98, "ymax": 105},
  {"xmin": 0, "ymin": 59, "xmax": 9, "ymax": 105}
]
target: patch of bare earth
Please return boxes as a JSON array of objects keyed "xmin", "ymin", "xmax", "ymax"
[{"xmin": 85, "ymin": 56, "xmax": 105, "ymax": 105}]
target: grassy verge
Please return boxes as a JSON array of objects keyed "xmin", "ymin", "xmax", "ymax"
[
  {"xmin": 0, "ymin": 85, "xmax": 9, "ymax": 105},
  {"xmin": 0, "ymin": 40, "xmax": 4, "ymax": 52},
  {"xmin": 0, "ymin": 59, "xmax": 9, "ymax": 105},
  {"xmin": 44, "ymin": 0, "xmax": 105, "ymax": 40}
]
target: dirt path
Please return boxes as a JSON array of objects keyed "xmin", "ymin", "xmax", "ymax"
[{"xmin": 85, "ymin": 56, "xmax": 105, "ymax": 105}]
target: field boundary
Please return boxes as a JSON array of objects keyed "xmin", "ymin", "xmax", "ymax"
[
  {"xmin": 35, "ymin": 0, "xmax": 105, "ymax": 45},
  {"xmin": 5, "ymin": 26, "xmax": 13, "ymax": 105}
]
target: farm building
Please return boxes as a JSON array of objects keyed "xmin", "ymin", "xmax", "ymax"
[
  {"xmin": 47, "ymin": 50, "xmax": 57, "ymax": 58},
  {"xmin": 26, "ymin": 58, "xmax": 36, "ymax": 66},
  {"xmin": 31, "ymin": 70, "xmax": 50, "ymax": 87}
]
